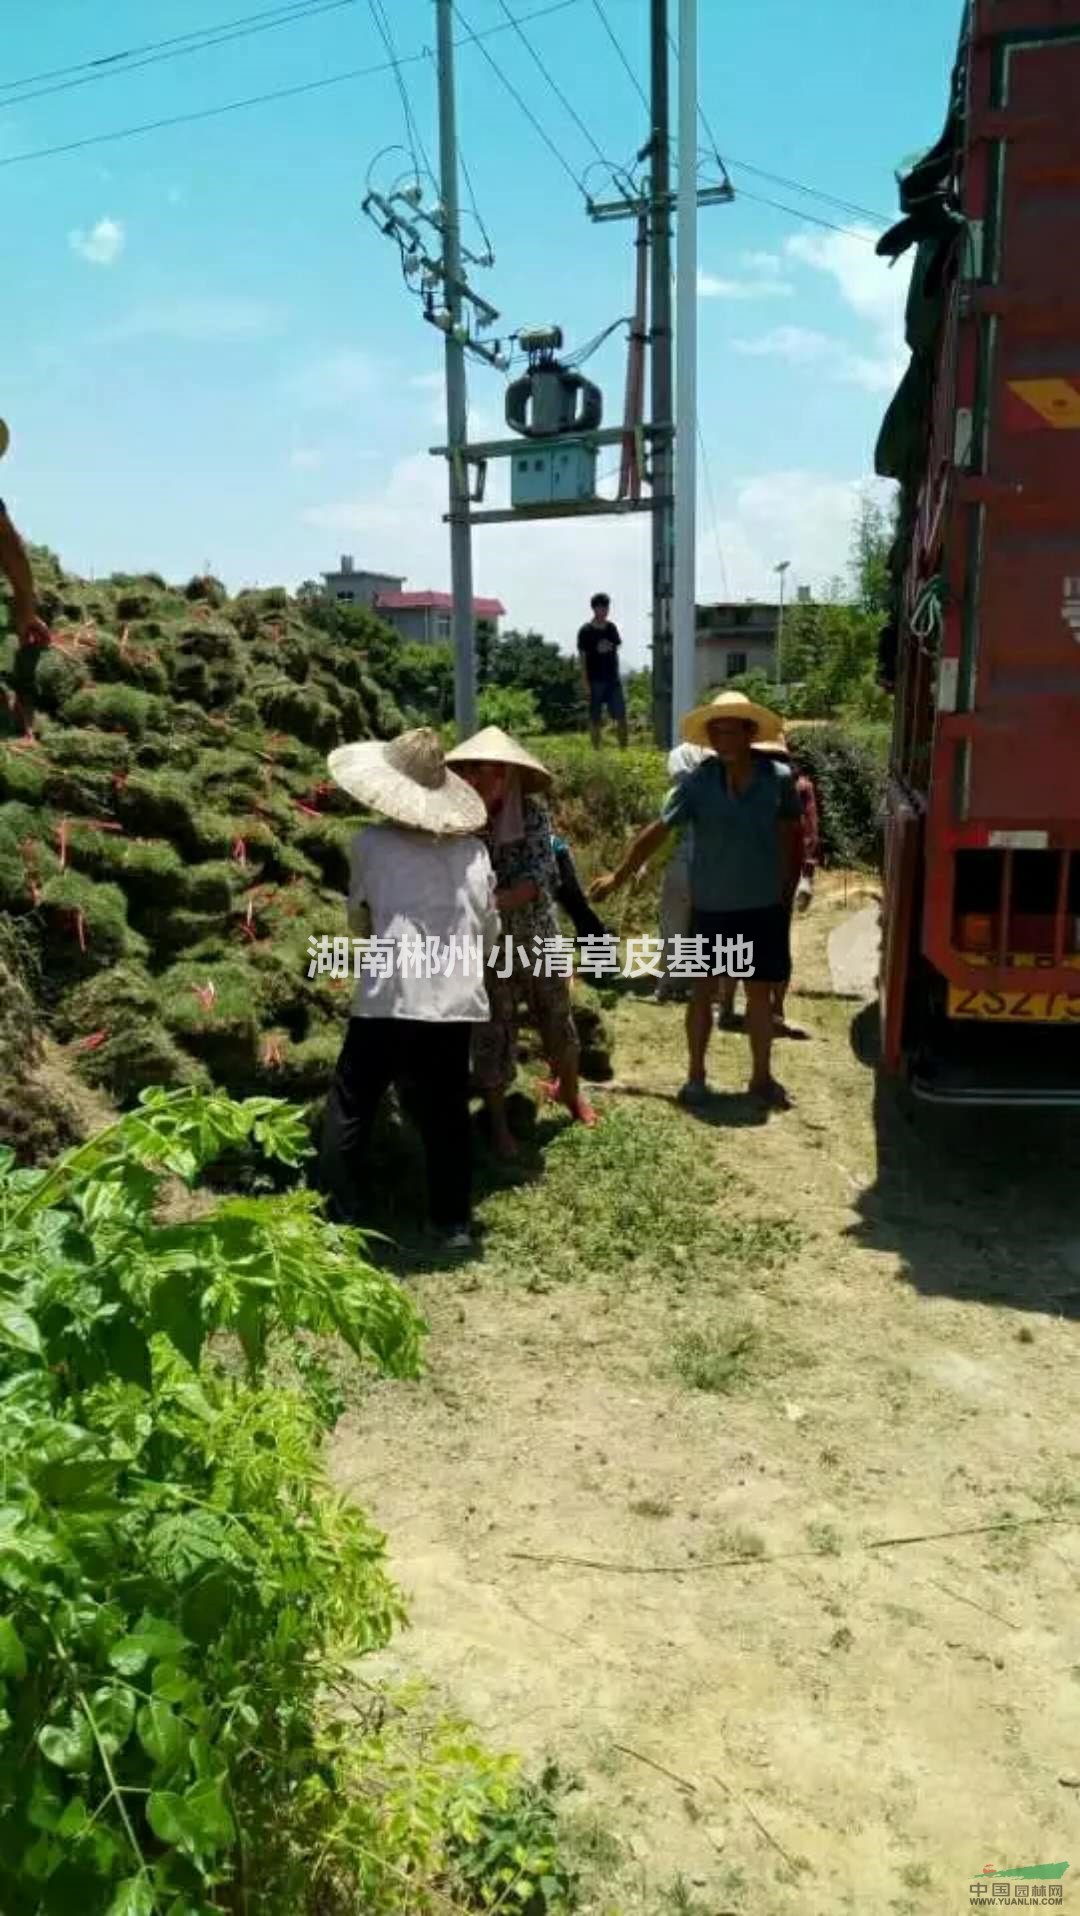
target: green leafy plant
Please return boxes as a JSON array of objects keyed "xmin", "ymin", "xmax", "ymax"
[{"xmin": 0, "ymin": 1085, "xmax": 424, "ymax": 1914}]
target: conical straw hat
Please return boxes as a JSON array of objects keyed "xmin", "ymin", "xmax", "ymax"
[
  {"xmin": 680, "ymin": 689, "xmax": 783, "ymax": 749},
  {"xmin": 327, "ymin": 727, "xmax": 487, "ymax": 836},
  {"xmin": 446, "ymin": 724, "xmax": 552, "ymax": 793}
]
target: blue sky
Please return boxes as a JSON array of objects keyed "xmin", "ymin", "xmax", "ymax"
[{"xmin": 1, "ymin": 0, "xmax": 959, "ymax": 665}]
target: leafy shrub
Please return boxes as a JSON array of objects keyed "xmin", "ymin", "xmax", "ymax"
[
  {"xmin": 0, "ymin": 1088, "xmax": 425, "ymax": 1914},
  {"xmin": 477, "ymin": 683, "xmax": 543, "ymax": 735},
  {"xmin": 788, "ymin": 723, "xmax": 885, "ymax": 868}
]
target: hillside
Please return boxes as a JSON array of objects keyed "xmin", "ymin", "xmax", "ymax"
[{"xmin": 0, "ymin": 555, "xmax": 407, "ymax": 1136}]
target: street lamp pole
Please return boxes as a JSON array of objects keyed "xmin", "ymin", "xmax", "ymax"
[{"xmin": 774, "ymin": 560, "xmax": 790, "ymax": 689}]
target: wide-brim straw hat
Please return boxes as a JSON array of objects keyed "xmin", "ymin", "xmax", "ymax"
[
  {"xmin": 327, "ymin": 726, "xmax": 487, "ymax": 836},
  {"xmin": 445, "ymin": 724, "xmax": 553, "ymax": 794},
  {"xmin": 680, "ymin": 690, "xmax": 783, "ymax": 749}
]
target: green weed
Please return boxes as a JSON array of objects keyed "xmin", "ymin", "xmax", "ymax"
[{"xmin": 673, "ymin": 1321, "xmax": 761, "ymax": 1394}]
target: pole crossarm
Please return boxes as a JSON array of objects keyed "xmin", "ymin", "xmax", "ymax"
[
  {"xmin": 588, "ymin": 182, "xmax": 732, "ymax": 223},
  {"xmin": 429, "ymin": 424, "xmax": 674, "ymax": 460},
  {"xmin": 447, "ymin": 498, "xmax": 662, "ymax": 527}
]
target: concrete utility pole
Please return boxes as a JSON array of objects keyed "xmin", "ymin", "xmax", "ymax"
[
  {"xmin": 435, "ymin": 0, "xmax": 477, "ymax": 735},
  {"xmin": 649, "ymin": 0, "xmax": 674, "ymax": 748},
  {"xmin": 671, "ymin": 0, "xmax": 698, "ymax": 743}
]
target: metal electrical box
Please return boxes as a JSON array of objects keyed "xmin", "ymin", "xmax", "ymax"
[{"xmin": 510, "ymin": 439, "xmax": 597, "ymax": 508}]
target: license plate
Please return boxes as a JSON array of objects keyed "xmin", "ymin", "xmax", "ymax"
[{"xmin": 948, "ymin": 986, "xmax": 1080, "ymax": 1022}]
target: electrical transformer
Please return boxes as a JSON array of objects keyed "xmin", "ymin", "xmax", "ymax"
[{"xmin": 505, "ymin": 325, "xmax": 602, "ymax": 508}]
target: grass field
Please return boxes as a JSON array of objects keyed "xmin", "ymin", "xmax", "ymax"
[{"xmin": 330, "ymin": 883, "xmax": 1080, "ymax": 1916}]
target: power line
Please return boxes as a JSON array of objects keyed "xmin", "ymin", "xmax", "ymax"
[
  {"xmin": 494, "ymin": 0, "xmax": 629, "ymax": 192},
  {"xmin": 0, "ymin": 0, "xmax": 580, "ymax": 172},
  {"xmin": 458, "ymin": 140, "xmax": 496, "ymax": 262},
  {"xmin": 724, "ymin": 156, "xmax": 888, "ymax": 227},
  {"xmin": 0, "ymin": 0, "xmax": 356, "ymax": 110},
  {"xmin": 450, "ymin": 0, "xmax": 589, "ymax": 202},
  {"xmin": 590, "ymin": 0, "xmax": 648, "ymax": 113},
  {"xmin": 696, "ymin": 423, "xmax": 729, "ymax": 599},
  {"xmin": 596, "ymin": 3, "xmax": 882, "ymax": 233},
  {"xmin": 733, "ymin": 185, "xmax": 879, "ymax": 242},
  {"xmin": 367, "ymin": 0, "xmax": 437, "ymax": 188}
]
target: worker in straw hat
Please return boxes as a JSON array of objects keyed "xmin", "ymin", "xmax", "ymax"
[
  {"xmin": 716, "ymin": 734, "xmax": 819, "ymax": 1039},
  {"xmin": 319, "ymin": 726, "xmax": 500, "ymax": 1254},
  {"xmin": 0, "ymin": 419, "xmax": 51, "ymax": 649},
  {"xmin": 591, "ymin": 690, "xmax": 804, "ymax": 1111},
  {"xmin": 447, "ymin": 724, "xmax": 597, "ymax": 1158}
]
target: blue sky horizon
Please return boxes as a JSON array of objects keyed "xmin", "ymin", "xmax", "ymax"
[{"xmin": 2, "ymin": 0, "xmax": 960, "ymax": 667}]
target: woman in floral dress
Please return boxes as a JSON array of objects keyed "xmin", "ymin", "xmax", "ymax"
[{"xmin": 447, "ymin": 726, "xmax": 598, "ymax": 1159}]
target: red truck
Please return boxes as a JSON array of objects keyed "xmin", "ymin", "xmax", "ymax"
[{"xmin": 876, "ymin": 0, "xmax": 1080, "ymax": 1103}]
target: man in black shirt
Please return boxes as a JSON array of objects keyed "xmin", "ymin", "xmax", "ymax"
[{"xmin": 577, "ymin": 591, "xmax": 628, "ymax": 749}]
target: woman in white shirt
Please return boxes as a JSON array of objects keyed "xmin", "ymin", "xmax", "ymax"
[
  {"xmin": 654, "ymin": 741, "xmax": 711, "ymax": 1003},
  {"xmin": 318, "ymin": 727, "xmax": 499, "ymax": 1253}
]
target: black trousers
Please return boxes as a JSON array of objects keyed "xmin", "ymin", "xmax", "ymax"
[{"xmin": 320, "ymin": 1017, "xmax": 473, "ymax": 1230}]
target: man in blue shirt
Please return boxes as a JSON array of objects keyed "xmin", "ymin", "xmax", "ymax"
[{"xmin": 591, "ymin": 691, "xmax": 803, "ymax": 1109}]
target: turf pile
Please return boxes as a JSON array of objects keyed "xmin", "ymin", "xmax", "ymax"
[
  {"xmin": 0, "ymin": 553, "xmax": 403, "ymax": 1119},
  {"xmin": 1, "ymin": 552, "xmax": 613, "ymax": 1138}
]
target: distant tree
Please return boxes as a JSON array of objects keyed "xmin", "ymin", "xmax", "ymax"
[
  {"xmin": 849, "ymin": 491, "xmax": 894, "ymax": 616},
  {"xmin": 475, "ymin": 618, "xmax": 496, "ymax": 688},
  {"xmin": 721, "ymin": 668, "xmax": 788, "ymax": 715},
  {"xmin": 488, "ymin": 628, "xmax": 585, "ymax": 733},
  {"xmin": 390, "ymin": 642, "xmax": 455, "ymax": 726},
  {"xmin": 295, "ymin": 579, "xmax": 323, "ymax": 606}
]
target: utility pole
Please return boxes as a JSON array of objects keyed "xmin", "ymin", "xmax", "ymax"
[
  {"xmin": 671, "ymin": 0, "xmax": 698, "ymax": 743},
  {"xmin": 435, "ymin": 0, "xmax": 476, "ymax": 735},
  {"xmin": 774, "ymin": 559, "xmax": 790, "ymax": 687},
  {"xmin": 649, "ymin": 0, "xmax": 674, "ymax": 747}
]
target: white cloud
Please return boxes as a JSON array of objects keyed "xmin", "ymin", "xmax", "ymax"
[
  {"xmin": 698, "ymin": 270, "xmax": 792, "ymax": 301},
  {"xmin": 289, "ymin": 448, "xmax": 323, "ymax": 471},
  {"xmin": 780, "ymin": 225, "xmax": 910, "ymax": 392},
  {"xmin": 104, "ymin": 297, "xmax": 278, "ymax": 342},
  {"xmin": 700, "ymin": 469, "xmax": 898, "ymax": 605},
  {"xmin": 69, "ymin": 216, "xmax": 125, "ymax": 267},
  {"xmin": 287, "ymin": 349, "xmax": 378, "ymax": 408},
  {"xmin": 733, "ymin": 325, "xmax": 834, "ymax": 364},
  {"xmin": 740, "ymin": 249, "xmax": 785, "ymax": 276}
]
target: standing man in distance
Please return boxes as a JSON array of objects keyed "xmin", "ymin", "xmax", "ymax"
[
  {"xmin": 577, "ymin": 590, "xmax": 628, "ymax": 749},
  {"xmin": 590, "ymin": 690, "xmax": 803, "ymax": 1109},
  {"xmin": 0, "ymin": 422, "xmax": 51, "ymax": 649}
]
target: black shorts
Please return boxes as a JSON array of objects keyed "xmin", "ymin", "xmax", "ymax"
[{"xmin": 690, "ymin": 903, "xmax": 792, "ymax": 986}]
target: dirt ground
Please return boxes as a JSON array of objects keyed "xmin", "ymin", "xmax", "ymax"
[{"xmin": 331, "ymin": 884, "xmax": 1080, "ymax": 1916}]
